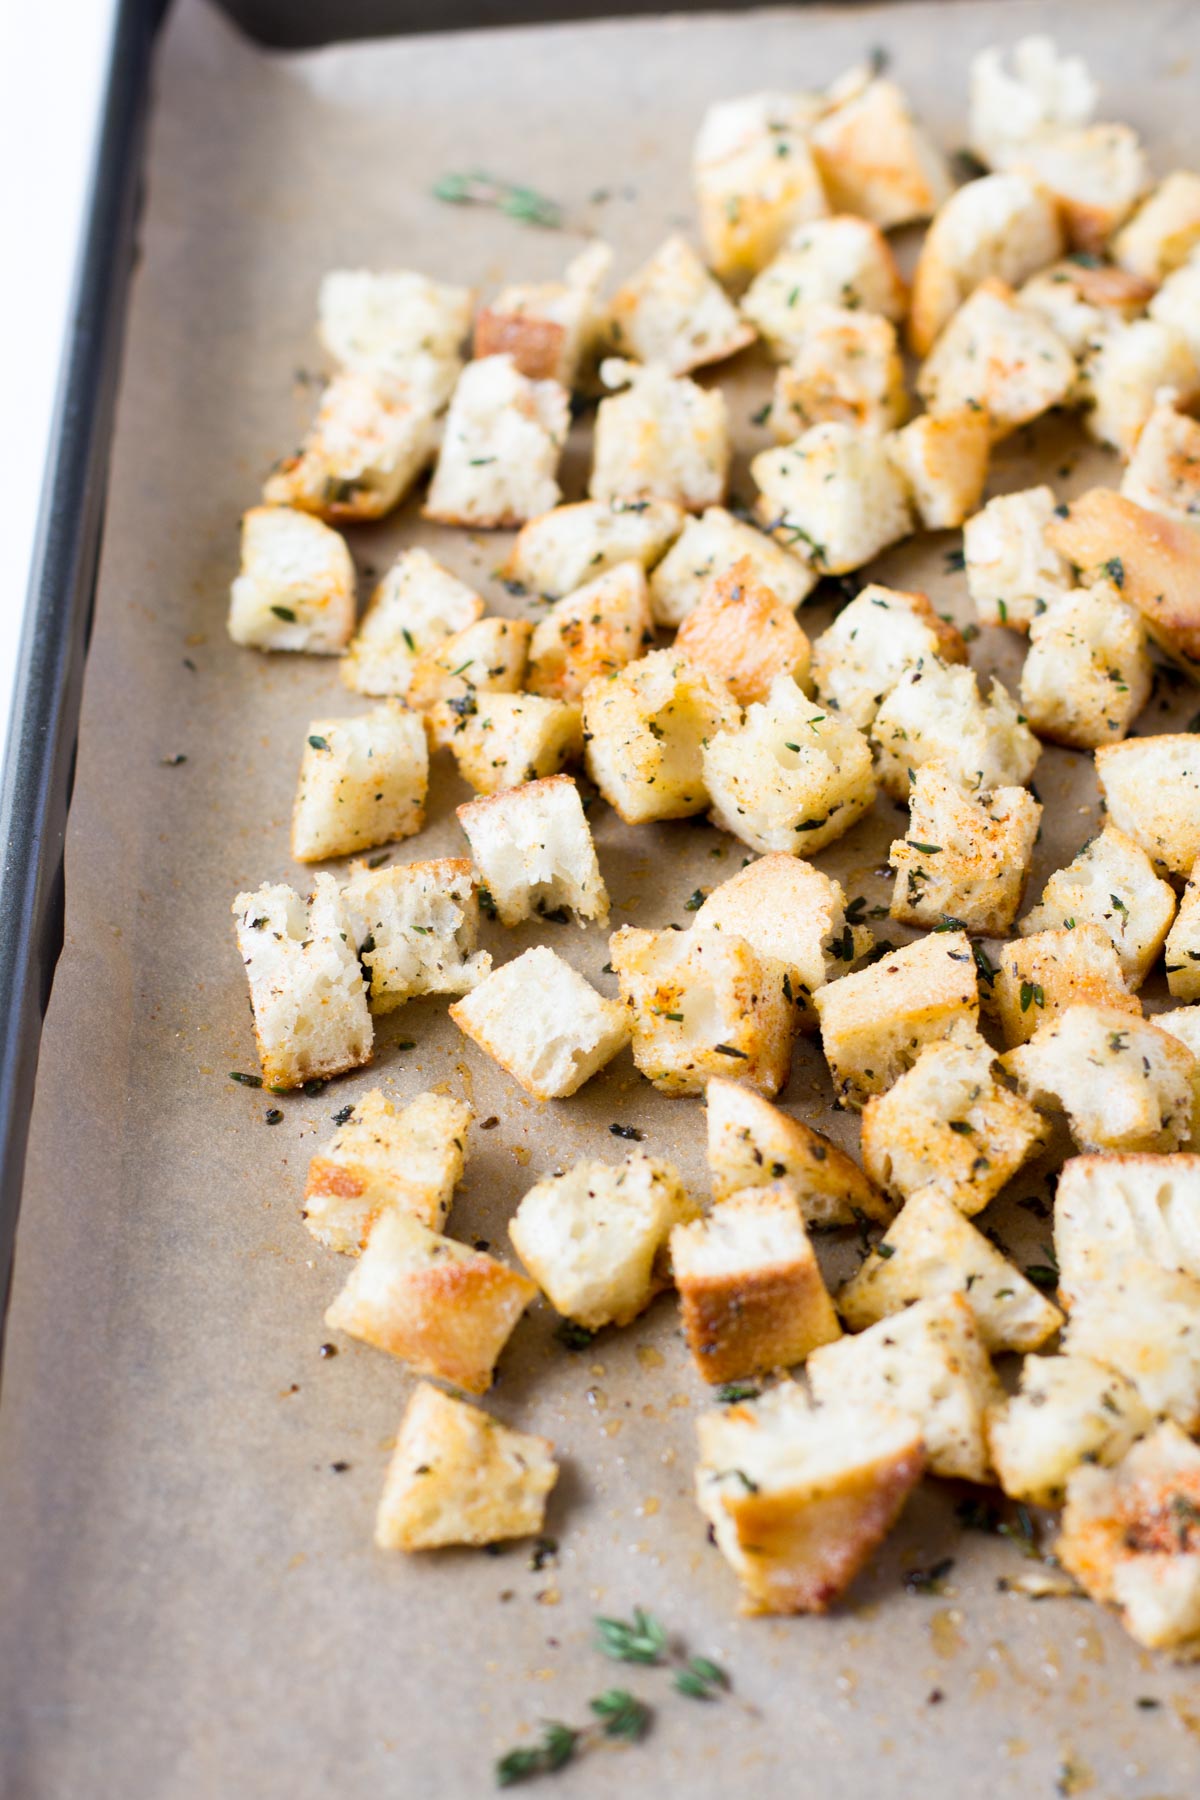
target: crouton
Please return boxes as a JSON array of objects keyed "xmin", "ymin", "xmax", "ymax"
[
  {"xmin": 1149, "ymin": 254, "xmax": 1200, "ymax": 359},
  {"xmin": 1062, "ymin": 1257, "xmax": 1200, "ymax": 1431},
  {"xmin": 1021, "ymin": 826, "xmax": 1176, "ymax": 988},
  {"xmin": 324, "ymin": 1209, "xmax": 535, "ymax": 1393},
  {"xmin": 1054, "ymin": 1152, "xmax": 1200, "ymax": 1305},
  {"xmin": 232, "ymin": 875, "xmax": 372, "ymax": 1089},
  {"xmin": 605, "ymin": 234, "xmax": 755, "ymax": 374},
  {"xmin": 809, "ymin": 583, "xmax": 967, "ymax": 731},
  {"xmin": 1096, "ymin": 735, "xmax": 1200, "ymax": 878},
  {"xmin": 509, "ymin": 1151, "xmax": 698, "ymax": 1330},
  {"xmin": 609, "ymin": 925, "xmax": 794, "ymax": 1099},
  {"xmin": 456, "ymin": 776, "xmax": 608, "ymax": 928},
  {"xmin": 871, "ymin": 660, "xmax": 1040, "ymax": 803},
  {"xmin": 916, "ymin": 279, "xmax": 1075, "ymax": 438},
  {"xmin": 582, "ymin": 649, "xmax": 739, "ymax": 824},
  {"xmin": 449, "ymin": 945, "xmax": 627, "ymax": 1100},
  {"xmin": 764, "ymin": 306, "xmax": 908, "ymax": 437},
  {"xmin": 838, "ymin": 1186, "xmax": 1064, "ymax": 1352},
  {"xmin": 648, "ymin": 506, "xmax": 817, "ymax": 628},
  {"xmin": 1157, "ymin": 1005, "xmax": 1200, "ymax": 1065},
  {"xmin": 375, "ymin": 1383, "xmax": 557, "ymax": 1552},
  {"xmin": 317, "ymin": 267, "xmax": 473, "ymax": 380},
  {"xmin": 1083, "ymin": 319, "xmax": 1200, "ymax": 457},
  {"xmin": 1048, "ymin": 488, "xmax": 1200, "ymax": 675},
  {"xmin": 525, "ymin": 561, "xmax": 652, "ymax": 702},
  {"xmin": 439, "ymin": 692, "xmax": 583, "ymax": 797},
  {"xmin": 407, "ymin": 617, "xmax": 533, "ymax": 727},
  {"xmin": 1019, "ymin": 580, "xmax": 1153, "ymax": 750},
  {"xmin": 503, "ymin": 498, "xmax": 686, "ymax": 601},
  {"xmin": 706, "ymin": 1076, "xmax": 891, "ymax": 1226},
  {"xmin": 263, "ymin": 370, "xmax": 440, "ymax": 523},
  {"xmin": 1122, "ymin": 397, "xmax": 1200, "ymax": 530},
  {"xmin": 291, "ymin": 703, "xmax": 428, "ymax": 863},
  {"xmin": 703, "ymin": 675, "xmax": 876, "ymax": 856},
  {"xmin": 341, "ymin": 548, "xmax": 484, "ymax": 699},
  {"xmin": 990, "ymin": 924, "xmax": 1141, "ymax": 1048},
  {"xmin": 473, "ymin": 241, "xmax": 612, "ymax": 386},
  {"xmin": 890, "ymin": 763, "xmax": 1041, "ymax": 935},
  {"xmin": 809, "ymin": 1294, "xmax": 1002, "ymax": 1482},
  {"xmin": 813, "ymin": 931, "xmax": 980, "ymax": 1111},
  {"xmin": 673, "ymin": 1185, "xmax": 841, "ymax": 1382},
  {"xmin": 1003, "ymin": 1004, "xmax": 1195, "ymax": 1153},
  {"xmin": 695, "ymin": 1382, "xmax": 925, "ymax": 1615},
  {"xmin": 1166, "ymin": 862, "xmax": 1200, "ymax": 1000},
  {"xmin": 227, "ymin": 506, "xmax": 356, "ymax": 655},
  {"xmin": 810, "ymin": 70, "xmax": 950, "ymax": 230},
  {"xmin": 1113, "ymin": 171, "xmax": 1200, "ymax": 283},
  {"xmin": 693, "ymin": 92, "xmax": 830, "ymax": 282},
  {"xmin": 909, "ymin": 174, "xmax": 1064, "ymax": 358},
  {"xmin": 590, "ymin": 359, "xmax": 730, "ymax": 512},
  {"xmin": 968, "ymin": 36, "xmax": 1098, "ymax": 172},
  {"xmin": 740, "ymin": 219, "xmax": 907, "ymax": 355},
  {"xmin": 303, "ymin": 1089, "xmax": 472, "ymax": 1249},
  {"xmin": 423, "ymin": 355, "xmax": 569, "ymax": 528},
  {"xmin": 342, "ymin": 858, "xmax": 490, "ymax": 1011},
  {"xmin": 673, "ymin": 558, "xmax": 811, "ymax": 705},
  {"xmin": 963, "ymin": 484, "xmax": 1074, "ymax": 632},
  {"xmin": 751, "ymin": 421, "xmax": 913, "ymax": 575},
  {"xmin": 885, "ymin": 407, "xmax": 991, "ymax": 531},
  {"xmin": 1013, "ymin": 124, "xmax": 1147, "ymax": 255},
  {"xmin": 986, "ymin": 1354, "xmax": 1153, "ymax": 1507},
  {"xmin": 1020, "ymin": 259, "xmax": 1154, "ymax": 361}
]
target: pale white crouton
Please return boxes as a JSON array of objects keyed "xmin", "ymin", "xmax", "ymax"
[
  {"xmin": 342, "ymin": 857, "xmax": 490, "ymax": 1012},
  {"xmin": 1062, "ymin": 1257, "xmax": 1200, "ymax": 1431},
  {"xmin": 765, "ymin": 306, "xmax": 908, "ymax": 437},
  {"xmin": 227, "ymin": 506, "xmax": 356, "ymax": 655},
  {"xmin": 439, "ymin": 692, "xmax": 583, "ymax": 797},
  {"xmin": 1122, "ymin": 397, "xmax": 1200, "ymax": 530},
  {"xmin": 291, "ymin": 704, "xmax": 428, "ymax": 863},
  {"xmin": 695, "ymin": 1381, "xmax": 925, "ymax": 1614},
  {"xmin": 752, "ymin": 422, "xmax": 913, "ymax": 575},
  {"xmin": 1020, "ymin": 258, "xmax": 1154, "ymax": 363},
  {"xmin": 674, "ymin": 557, "xmax": 811, "ymax": 705},
  {"xmin": 990, "ymin": 924, "xmax": 1141, "ymax": 1049},
  {"xmin": 963, "ymin": 483, "xmax": 1074, "ymax": 632},
  {"xmin": 526, "ymin": 561, "xmax": 652, "ymax": 702},
  {"xmin": 909, "ymin": 174, "xmax": 1064, "ymax": 358},
  {"xmin": 810, "ymin": 70, "xmax": 950, "ymax": 230},
  {"xmin": 456, "ymin": 776, "xmax": 608, "ymax": 928},
  {"xmin": 871, "ymin": 660, "xmax": 1040, "ymax": 803},
  {"xmin": 341, "ymin": 548, "xmax": 484, "ymax": 699},
  {"xmin": 916, "ymin": 279, "xmax": 1075, "ymax": 438},
  {"xmin": 1013, "ymin": 125, "xmax": 1147, "ymax": 255},
  {"xmin": 673, "ymin": 1185, "xmax": 841, "ymax": 1382},
  {"xmin": 590, "ymin": 359, "xmax": 730, "ymax": 512},
  {"xmin": 809, "ymin": 1294, "xmax": 1002, "ymax": 1482},
  {"xmin": 1113, "ymin": 171, "xmax": 1200, "ymax": 283},
  {"xmin": 885, "ymin": 407, "xmax": 991, "ymax": 530},
  {"xmin": 813, "ymin": 931, "xmax": 980, "ymax": 1111},
  {"xmin": 509, "ymin": 1151, "xmax": 698, "ymax": 1330},
  {"xmin": 838, "ymin": 1186, "xmax": 1064, "ymax": 1352},
  {"xmin": 449, "ymin": 945, "xmax": 627, "ymax": 1101},
  {"xmin": 1049, "ymin": 488, "xmax": 1200, "ymax": 675},
  {"xmin": 263, "ymin": 371, "xmax": 440, "ymax": 523},
  {"xmin": 1097, "ymin": 735, "xmax": 1200, "ymax": 879},
  {"xmin": 503, "ymin": 498, "xmax": 685, "ymax": 601},
  {"xmin": 1167, "ymin": 862, "xmax": 1200, "ymax": 1000},
  {"xmin": 407, "ymin": 617, "xmax": 533, "ymax": 727},
  {"xmin": 582, "ymin": 649, "xmax": 738, "ymax": 825},
  {"xmin": 706, "ymin": 1075, "xmax": 891, "ymax": 1226},
  {"xmin": 1149, "ymin": 254, "xmax": 1200, "ymax": 358},
  {"xmin": 375, "ymin": 1383, "xmax": 556, "ymax": 1551},
  {"xmin": 324, "ymin": 1209, "xmax": 535, "ymax": 1393},
  {"xmin": 317, "ymin": 267, "xmax": 473, "ymax": 380},
  {"xmin": 606, "ymin": 234, "xmax": 755, "ymax": 374},
  {"xmin": 1055, "ymin": 1153, "xmax": 1200, "ymax": 1307},
  {"xmin": 1084, "ymin": 319, "xmax": 1200, "ymax": 457},
  {"xmin": 1003, "ymin": 1005, "xmax": 1195, "ymax": 1153},
  {"xmin": 809, "ymin": 583, "xmax": 967, "ymax": 732},
  {"xmin": 968, "ymin": 36, "xmax": 1098, "ymax": 172},
  {"xmin": 693, "ymin": 92, "xmax": 830, "ymax": 282},
  {"xmin": 304, "ymin": 1089, "xmax": 472, "ymax": 1249},
  {"xmin": 1157, "ymin": 1006, "xmax": 1200, "ymax": 1067},
  {"xmin": 473, "ymin": 241, "xmax": 612, "ymax": 386},
  {"xmin": 648, "ymin": 506, "xmax": 817, "ymax": 628},
  {"xmin": 740, "ymin": 219, "xmax": 907, "ymax": 355},
  {"xmin": 703, "ymin": 675, "xmax": 876, "ymax": 856},
  {"xmin": 423, "ymin": 355, "xmax": 569, "ymax": 527},
  {"xmin": 232, "ymin": 875, "xmax": 372, "ymax": 1089},
  {"xmin": 1020, "ymin": 579, "xmax": 1153, "ymax": 749},
  {"xmin": 1021, "ymin": 826, "xmax": 1176, "ymax": 988},
  {"xmin": 860, "ymin": 1031, "xmax": 1049, "ymax": 1217},
  {"xmin": 986, "ymin": 1354, "xmax": 1153, "ymax": 1507},
  {"xmin": 890, "ymin": 763, "xmax": 1041, "ymax": 935},
  {"xmin": 609, "ymin": 925, "xmax": 794, "ymax": 1099}
]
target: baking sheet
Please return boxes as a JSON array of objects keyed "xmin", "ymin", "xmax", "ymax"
[{"xmin": 4, "ymin": 0, "xmax": 1200, "ymax": 1793}]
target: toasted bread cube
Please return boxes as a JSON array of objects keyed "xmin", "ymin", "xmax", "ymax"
[
  {"xmin": 751, "ymin": 422, "xmax": 913, "ymax": 576},
  {"xmin": 1003, "ymin": 1004, "xmax": 1195, "ymax": 1153},
  {"xmin": 473, "ymin": 241, "xmax": 612, "ymax": 386},
  {"xmin": 1156, "ymin": 1008, "xmax": 1200, "ymax": 1086},
  {"xmin": 885, "ymin": 407, "xmax": 991, "ymax": 531},
  {"xmin": 227, "ymin": 506, "xmax": 356, "ymax": 655},
  {"xmin": 1122, "ymin": 397, "xmax": 1200, "ymax": 530},
  {"xmin": 1149, "ymin": 254, "xmax": 1200, "ymax": 358},
  {"xmin": 263, "ymin": 370, "xmax": 440, "ymax": 523},
  {"xmin": 606, "ymin": 234, "xmax": 755, "ymax": 374},
  {"xmin": 860, "ymin": 1031, "xmax": 1049, "ymax": 1217},
  {"xmin": 440, "ymin": 692, "xmax": 583, "ymax": 797},
  {"xmin": 375, "ymin": 1383, "xmax": 556, "ymax": 1552},
  {"xmin": 291, "ymin": 703, "xmax": 428, "ymax": 863},
  {"xmin": 810, "ymin": 70, "xmax": 950, "ymax": 230},
  {"xmin": 810, "ymin": 583, "xmax": 967, "ymax": 732},
  {"xmin": 963, "ymin": 484, "xmax": 1074, "ymax": 632},
  {"xmin": 582, "ymin": 649, "xmax": 739, "ymax": 825},
  {"xmin": 740, "ymin": 219, "xmax": 907, "ymax": 355},
  {"xmin": 449, "ymin": 945, "xmax": 627, "ymax": 1100},
  {"xmin": 673, "ymin": 1185, "xmax": 841, "ymax": 1382},
  {"xmin": 986, "ymin": 1354, "xmax": 1153, "ymax": 1507},
  {"xmin": 693, "ymin": 92, "xmax": 829, "ymax": 282},
  {"xmin": 838, "ymin": 1186, "xmax": 1064, "ymax": 1352},
  {"xmin": 1021, "ymin": 826, "xmax": 1176, "ymax": 988},
  {"xmin": 695, "ymin": 1381, "xmax": 925, "ymax": 1615},
  {"xmin": 648, "ymin": 506, "xmax": 817, "ymax": 627},
  {"xmin": 1113, "ymin": 171, "xmax": 1200, "ymax": 283},
  {"xmin": 871, "ymin": 661, "xmax": 1040, "ymax": 803},
  {"xmin": 590, "ymin": 359, "xmax": 730, "ymax": 512},
  {"xmin": 809, "ymin": 1294, "xmax": 1002, "ymax": 1482},
  {"xmin": 706, "ymin": 1076, "xmax": 891, "ymax": 1226},
  {"xmin": 526, "ymin": 561, "xmax": 652, "ymax": 702},
  {"xmin": 342, "ymin": 858, "xmax": 490, "ymax": 1012},
  {"xmin": 991, "ymin": 924, "xmax": 1140, "ymax": 1048},
  {"xmin": 765, "ymin": 306, "xmax": 908, "ymax": 438},
  {"xmin": 916, "ymin": 279, "xmax": 1075, "ymax": 438},
  {"xmin": 407, "ymin": 617, "xmax": 533, "ymax": 728},
  {"xmin": 456, "ymin": 776, "xmax": 607, "ymax": 928},
  {"xmin": 341, "ymin": 548, "xmax": 484, "ymax": 699},
  {"xmin": 1020, "ymin": 580, "xmax": 1152, "ymax": 750},
  {"xmin": 704, "ymin": 676, "xmax": 876, "ymax": 856},
  {"xmin": 1096, "ymin": 735, "xmax": 1200, "ymax": 878},
  {"xmin": 909, "ymin": 173, "xmax": 1064, "ymax": 358},
  {"xmin": 1083, "ymin": 319, "xmax": 1200, "ymax": 457},
  {"xmin": 304, "ymin": 1089, "xmax": 472, "ymax": 1249},
  {"xmin": 890, "ymin": 763, "xmax": 1041, "ymax": 935},
  {"xmin": 813, "ymin": 931, "xmax": 979, "ymax": 1111},
  {"xmin": 1062, "ymin": 1258, "xmax": 1200, "ymax": 1431},
  {"xmin": 424, "ymin": 355, "xmax": 569, "ymax": 528},
  {"xmin": 674, "ymin": 558, "xmax": 811, "ymax": 705},
  {"xmin": 1020, "ymin": 258, "xmax": 1154, "ymax": 362},
  {"xmin": 1055, "ymin": 1152, "xmax": 1200, "ymax": 1305},
  {"xmin": 967, "ymin": 36, "xmax": 1098, "ymax": 171},
  {"xmin": 509, "ymin": 1151, "xmax": 698, "ymax": 1330},
  {"xmin": 609, "ymin": 925, "xmax": 794, "ymax": 1099},
  {"xmin": 1048, "ymin": 489, "xmax": 1200, "ymax": 676},
  {"xmin": 1166, "ymin": 862, "xmax": 1200, "ymax": 1000},
  {"xmin": 324, "ymin": 1209, "xmax": 534, "ymax": 1393},
  {"xmin": 232, "ymin": 875, "xmax": 372, "ymax": 1089},
  {"xmin": 503, "ymin": 498, "xmax": 685, "ymax": 601},
  {"xmin": 1013, "ymin": 124, "xmax": 1148, "ymax": 255},
  {"xmin": 317, "ymin": 267, "xmax": 473, "ymax": 379}
]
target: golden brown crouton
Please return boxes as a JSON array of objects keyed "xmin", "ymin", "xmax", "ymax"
[
  {"xmin": 1047, "ymin": 487, "xmax": 1200, "ymax": 676},
  {"xmin": 525, "ymin": 561, "xmax": 652, "ymax": 702},
  {"xmin": 673, "ymin": 558, "xmax": 811, "ymax": 705},
  {"xmin": 705, "ymin": 1076, "xmax": 891, "ymax": 1227},
  {"xmin": 989, "ymin": 923, "xmax": 1141, "ymax": 1048},
  {"xmin": 890, "ymin": 763, "xmax": 1041, "ymax": 936},
  {"xmin": 1096, "ymin": 735, "xmax": 1200, "ymax": 878},
  {"xmin": 304, "ymin": 1089, "xmax": 472, "ymax": 1250},
  {"xmin": 810, "ymin": 71, "xmax": 950, "ymax": 230}
]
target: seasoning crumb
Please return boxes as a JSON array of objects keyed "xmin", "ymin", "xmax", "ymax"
[
  {"xmin": 927, "ymin": 1688, "xmax": 945, "ymax": 1705},
  {"xmin": 330, "ymin": 1461, "xmax": 350, "ymax": 1474},
  {"xmin": 480, "ymin": 1115, "xmax": 500, "ymax": 1130},
  {"xmin": 264, "ymin": 1107, "xmax": 284, "ymax": 1126},
  {"xmin": 318, "ymin": 1342, "xmax": 338, "ymax": 1359}
]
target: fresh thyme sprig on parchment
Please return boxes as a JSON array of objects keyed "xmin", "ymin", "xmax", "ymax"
[
  {"xmin": 593, "ymin": 1607, "xmax": 731, "ymax": 1699},
  {"xmin": 432, "ymin": 169, "xmax": 563, "ymax": 229}
]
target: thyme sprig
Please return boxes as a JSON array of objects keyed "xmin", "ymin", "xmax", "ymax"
[
  {"xmin": 433, "ymin": 168, "xmax": 563, "ymax": 229},
  {"xmin": 594, "ymin": 1608, "xmax": 730, "ymax": 1699},
  {"xmin": 495, "ymin": 1691, "xmax": 650, "ymax": 1786}
]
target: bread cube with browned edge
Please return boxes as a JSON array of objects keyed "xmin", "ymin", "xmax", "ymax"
[
  {"xmin": 809, "ymin": 1294, "xmax": 1002, "ymax": 1483},
  {"xmin": 1098, "ymin": 735, "xmax": 1200, "ymax": 880},
  {"xmin": 871, "ymin": 661, "xmax": 1040, "ymax": 803},
  {"xmin": 695, "ymin": 1382, "xmax": 925, "ymax": 1615},
  {"xmin": 751, "ymin": 422, "xmax": 913, "ymax": 576},
  {"xmin": 672, "ymin": 1185, "xmax": 842, "ymax": 1383},
  {"xmin": 318, "ymin": 267, "xmax": 473, "ymax": 383},
  {"xmin": 1047, "ymin": 488, "xmax": 1200, "ymax": 678},
  {"xmin": 963, "ymin": 484, "xmax": 1074, "ymax": 632},
  {"xmin": 886, "ymin": 407, "xmax": 991, "ymax": 530},
  {"xmin": 525, "ymin": 562, "xmax": 652, "ymax": 703},
  {"xmin": 449, "ymin": 945, "xmax": 627, "ymax": 1102},
  {"xmin": 909, "ymin": 172, "xmax": 1063, "ymax": 358},
  {"xmin": 967, "ymin": 37, "xmax": 1099, "ymax": 173},
  {"xmin": 990, "ymin": 924, "xmax": 1141, "ymax": 1048},
  {"xmin": 1122, "ymin": 397, "xmax": 1200, "ymax": 530},
  {"xmin": 765, "ymin": 306, "xmax": 908, "ymax": 438},
  {"xmin": 706, "ymin": 1077, "xmax": 889, "ymax": 1227},
  {"xmin": 1003, "ymin": 1005, "xmax": 1195, "ymax": 1153},
  {"xmin": 741, "ymin": 219, "xmax": 907, "ymax": 356},
  {"xmin": 1166, "ymin": 861, "xmax": 1200, "ymax": 1000},
  {"xmin": 304, "ymin": 1089, "xmax": 472, "ymax": 1251},
  {"xmin": 590, "ymin": 359, "xmax": 730, "ymax": 512},
  {"xmin": 810, "ymin": 584, "xmax": 967, "ymax": 732},
  {"xmin": 1054, "ymin": 1152, "xmax": 1200, "ymax": 1305},
  {"xmin": 474, "ymin": 241, "xmax": 612, "ymax": 386},
  {"xmin": 1151, "ymin": 256, "xmax": 1200, "ymax": 361},
  {"xmin": 227, "ymin": 506, "xmax": 356, "ymax": 655},
  {"xmin": 693, "ymin": 92, "xmax": 829, "ymax": 283},
  {"xmin": 375, "ymin": 1383, "xmax": 557, "ymax": 1552},
  {"xmin": 342, "ymin": 548, "xmax": 484, "ymax": 699},
  {"xmin": 916, "ymin": 279, "xmax": 1075, "ymax": 439},
  {"xmin": 1020, "ymin": 259, "xmax": 1153, "ymax": 368},
  {"xmin": 324, "ymin": 1210, "xmax": 535, "ymax": 1394},
  {"xmin": 605, "ymin": 234, "xmax": 755, "ymax": 374},
  {"xmin": 457, "ymin": 776, "xmax": 608, "ymax": 929},
  {"xmin": 649, "ymin": 505, "xmax": 817, "ymax": 627},
  {"xmin": 1157, "ymin": 1006, "xmax": 1200, "ymax": 1069},
  {"xmin": 342, "ymin": 858, "xmax": 490, "ymax": 1012},
  {"xmin": 1020, "ymin": 580, "xmax": 1152, "ymax": 750},
  {"xmin": 814, "ymin": 931, "xmax": 979, "ymax": 1111},
  {"xmin": 232, "ymin": 874, "xmax": 372, "ymax": 1090},
  {"xmin": 440, "ymin": 693, "xmax": 583, "ymax": 798},
  {"xmin": 811, "ymin": 67, "xmax": 950, "ymax": 230},
  {"xmin": 1010, "ymin": 124, "xmax": 1147, "ymax": 257},
  {"xmin": 509, "ymin": 1151, "xmax": 698, "ymax": 1331},
  {"xmin": 503, "ymin": 498, "xmax": 685, "ymax": 601},
  {"xmin": 1062, "ymin": 1257, "xmax": 1200, "ymax": 1431},
  {"xmin": 263, "ymin": 370, "xmax": 440, "ymax": 523},
  {"xmin": 986, "ymin": 1354, "xmax": 1154, "ymax": 1507},
  {"xmin": 424, "ymin": 354, "xmax": 569, "ymax": 528},
  {"xmin": 1083, "ymin": 319, "xmax": 1200, "ymax": 457},
  {"xmin": 407, "ymin": 617, "xmax": 533, "ymax": 733},
  {"xmin": 582, "ymin": 649, "xmax": 739, "ymax": 825},
  {"xmin": 674, "ymin": 559, "xmax": 811, "ymax": 706},
  {"xmin": 291, "ymin": 704, "xmax": 428, "ymax": 864},
  {"xmin": 1113, "ymin": 171, "xmax": 1200, "ymax": 283},
  {"xmin": 1021, "ymin": 826, "xmax": 1176, "ymax": 988},
  {"xmin": 890, "ymin": 764, "xmax": 1041, "ymax": 935}
]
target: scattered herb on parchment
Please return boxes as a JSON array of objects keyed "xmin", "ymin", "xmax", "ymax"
[{"xmin": 434, "ymin": 169, "xmax": 563, "ymax": 229}]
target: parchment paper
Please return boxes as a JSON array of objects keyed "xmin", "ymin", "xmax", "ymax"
[{"xmin": 4, "ymin": 2, "xmax": 1200, "ymax": 1794}]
